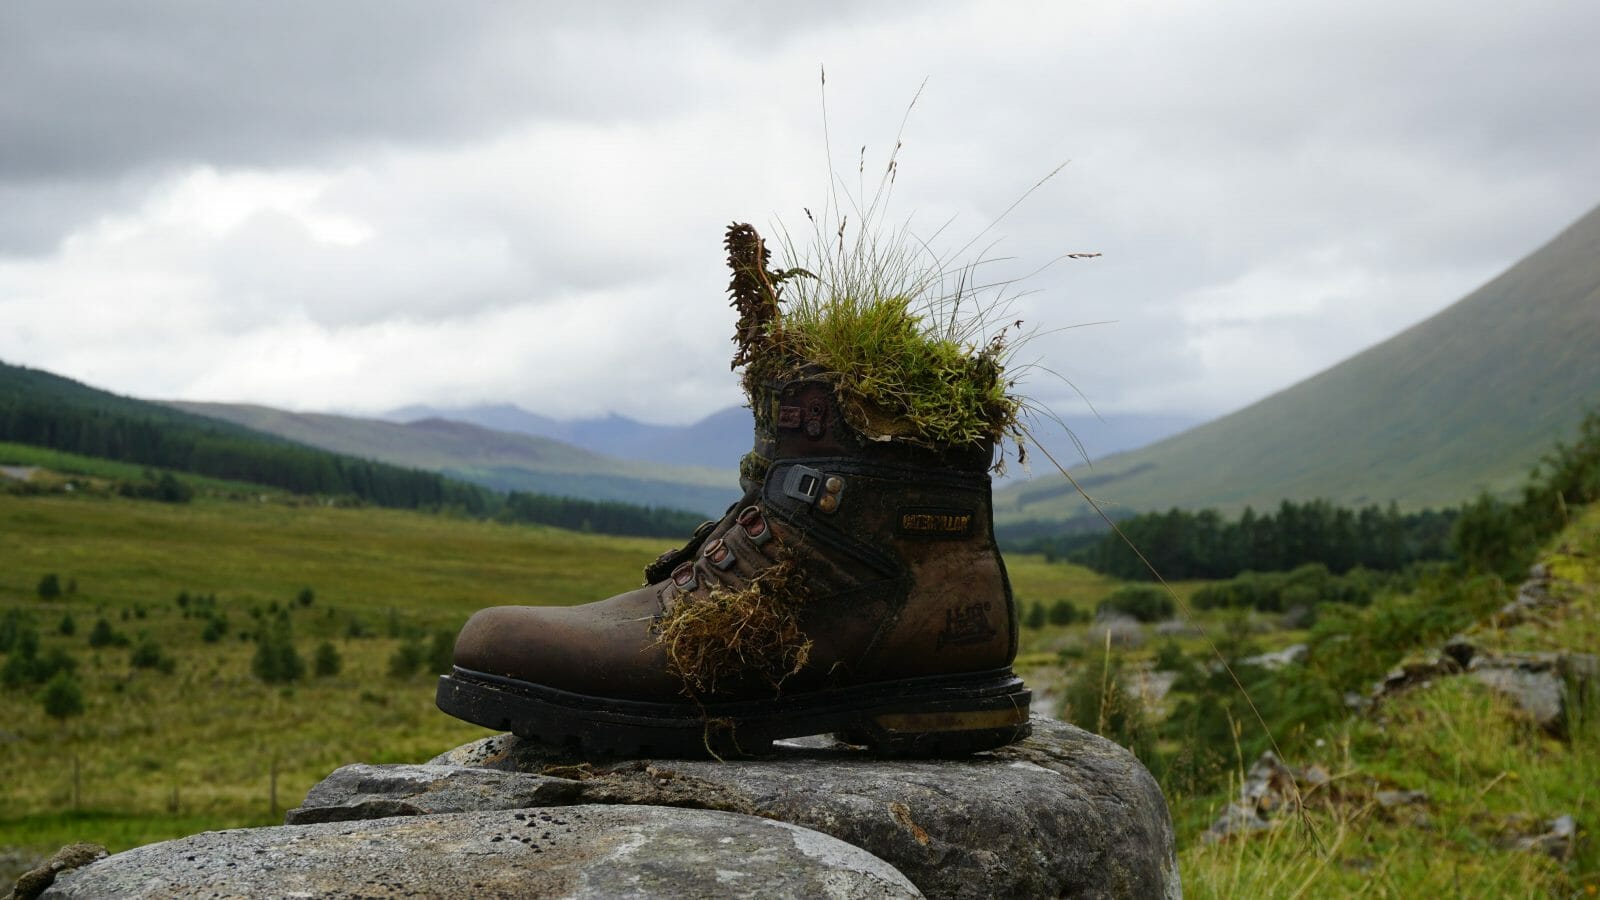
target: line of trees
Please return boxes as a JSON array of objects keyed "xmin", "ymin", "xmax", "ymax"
[
  {"xmin": 1067, "ymin": 499, "xmax": 1456, "ymax": 581},
  {"xmin": 499, "ymin": 491, "xmax": 706, "ymax": 536},
  {"xmin": 0, "ymin": 360, "xmax": 709, "ymax": 538}
]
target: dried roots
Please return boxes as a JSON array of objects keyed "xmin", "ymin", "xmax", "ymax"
[{"xmin": 654, "ymin": 557, "xmax": 813, "ymax": 698}]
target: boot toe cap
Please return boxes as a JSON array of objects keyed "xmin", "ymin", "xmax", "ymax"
[{"xmin": 451, "ymin": 596, "xmax": 679, "ymax": 701}]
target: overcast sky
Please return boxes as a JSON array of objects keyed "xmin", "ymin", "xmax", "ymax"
[{"xmin": 2, "ymin": 1, "xmax": 1596, "ymax": 428}]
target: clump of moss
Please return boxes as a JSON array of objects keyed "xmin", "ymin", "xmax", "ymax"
[
  {"xmin": 655, "ymin": 556, "xmax": 813, "ymax": 698},
  {"xmin": 725, "ymin": 221, "xmax": 1023, "ymax": 455}
]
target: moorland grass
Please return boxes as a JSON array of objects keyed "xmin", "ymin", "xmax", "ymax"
[{"xmin": 0, "ymin": 491, "xmax": 662, "ymax": 854}]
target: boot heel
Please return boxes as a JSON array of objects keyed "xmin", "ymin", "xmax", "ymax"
[{"xmin": 837, "ymin": 688, "xmax": 1032, "ymax": 756}]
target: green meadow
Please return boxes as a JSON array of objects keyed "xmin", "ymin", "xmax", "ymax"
[
  {"xmin": 2, "ymin": 480, "xmax": 1596, "ymax": 895},
  {"xmin": 0, "ymin": 488, "xmax": 661, "ymax": 854}
]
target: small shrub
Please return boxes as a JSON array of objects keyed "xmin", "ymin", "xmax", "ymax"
[
  {"xmin": 297, "ymin": 587, "xmax": 315, "ymax": 608},
  {"xmin": 3, "ymin": 642, "xmax": 76, "ymax": 688},
  {"xmin": 130, "ymin": 637, "xmax": 176, "ymax": 674},
  {"xmin": 37, "ymin": 573, "xmax": 63, "ymax": 599},
  {"xmin": 1025, "ymin": 602, "xmax": 1047, "ymax": 630},
  {"xmin": 57, "ymin": 613, "xmax": 75, "ymax": 636},
  {"xmin": 88, "ymin": 618, "xmax": 128, "ymax": 648},
  {"xmin": 1061, "ymin": 647, "xmax": 1154, "ymax": 759},
  {"xmin": 1047, "ymin": 599, "xmax": 1080, "ymax": 626},
  {"xmin": 252, "ymin": 613, "xmax": 304, "ymax": 684},
  {"xmin": 200, "ymin": 616, "xmax": 227, "ymax": 643},
  {"xmin": 1096, "ymin": 585, "xmax": 1174, "ymax": 623},
  {"xmin": 0, "ymin": 609, "xmax": 28, "ymax": 653},
  {"xmin": 313, "ymin": 641, "xmax": 341, "ymax": 677},
  {"xmin": 39, "ymin": 670, "xmax": 85, "ymax": 720},
  {"xmin": 1154, "ymin": 640, "xmax": 1187, "ymax": 672},
  {"xmin": 428, "ymin": 630, "xmax": 455, "ymax": 674},
  {"xmin": 388, "ymin": 640, "xmax": 425, "ymax": 679}
]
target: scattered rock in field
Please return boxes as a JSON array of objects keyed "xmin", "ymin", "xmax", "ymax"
[
  {"xmin": 1502, "ymin": 814, "xmax": 1579, "ymax": 861},
  {"xmin": 1240, "ymin": 643, "xmax": 1307, "ymax": 671},
  {"xmin": 1468, "ymin": 651, "xmax": 1598, "ymax": 736},
  {"xmin": 1493, "ymin": 564, "xmax": 1564, "ymax": 627},
  {"xmin": 1204, "ymin": 752, "xmax": 1437, "ymax": 841},
  {"xmin": 1086, "ymin": 614, "xmax": 1145, "ymax": 649},
  {"xmin": 1468, "ymin": 653, "xmax": 1567, "ymax": 732},
  {"xmin": 43, "ymin": 807, "xmax": 920, "ymax": 899},
  {"xmin": 1374, "ymin": 789, "xmax": 1428, "ymax": 809},
  {"xmin": 1204, "ymin": 752, "xmax": 1303, "ymax": 842},
  {"xmin": 356, "ymin": 715, "xmax": 1181, "ymax": 900},
  {"xmin": 8, "ymin": 843, "xmax": 105, "ymax": 900},
  {"xmin": 1371, "ymin": 657, "xmax": 1461, "ymax": 703},
  {"xmin": 1441, "ymin": 634, "xmax": 1477, "ymax": 669},
  {"xmin": 1153, "ymin": 619, "xmax": 1202, "ymax": 638}
]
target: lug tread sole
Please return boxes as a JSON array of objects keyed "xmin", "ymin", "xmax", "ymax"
[{"xmin": 436, "ymin": 668, "xmax": 1031, "ymax": 758}]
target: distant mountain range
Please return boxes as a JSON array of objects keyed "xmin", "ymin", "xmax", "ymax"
[
  {"xmin": 382, "ymin": 404, "xmax": 756, "ymax": 472},
  {"xmin": 167, "ymin": 403, "xmax": 741, "ymax": 517},
  {"xmin": 380, "ymin": 402, "xmax": 1202, "ymax": 480},
  {"xmin": 996, "ymin": 202, "xmax": 1600, "ymax": 526}
]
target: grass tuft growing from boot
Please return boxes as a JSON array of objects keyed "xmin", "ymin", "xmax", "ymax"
[
  {"xmin": 655, "ymin": 556, "xmax": 813, "ymax": 697},
  {"xmin": 726, "ymin": 210, "xmax": 1027, "ymax": 458}
]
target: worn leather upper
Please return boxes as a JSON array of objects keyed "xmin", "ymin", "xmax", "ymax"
[{"xmin": 452, "ymin": 378, "xmax": 1017, "ymax": 703}]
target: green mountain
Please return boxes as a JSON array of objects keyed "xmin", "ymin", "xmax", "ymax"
[
  {"xmin": 0, "ymin": 360, "xmax": 487, "ymax": 511},
  {"xmin": 999, "ymin": 203, "xmax": 1600, "ymax": 525},
  {"xmin": 167, "ymin": 402, "xmax": 739, "ymax": 517}
]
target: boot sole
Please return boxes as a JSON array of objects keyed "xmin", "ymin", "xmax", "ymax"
[{"xmin": 436, "ymin": 667, "xmax": 1032, "ymax": 758}]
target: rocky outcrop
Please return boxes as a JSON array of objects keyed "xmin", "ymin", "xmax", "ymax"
[
  {"xmin": 1359, "ymin": 564, "xmax": 1597, "ymax": 737},
  {"xmin": 411, "ymin": 716, "xmax": 1179, "ymax": 900},
  {"xmin": 43, "ymin": 807, "xmax": 919, "ymax": 899},
  {"xmin": 40, "ymin": 715, "xmax": 1178, "ymax": 899}
]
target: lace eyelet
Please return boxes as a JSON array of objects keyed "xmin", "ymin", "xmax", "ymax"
[
  {"xmin": 736, "ymin": 505, "xmax": 772, "ymax": 545},
  {"xmin": 670, "ymin": 562, "xmax": 698, "ymax": 591},
  {"xmin": 704, "ymin": 538, "xmax": 736, "ymax": 570}
]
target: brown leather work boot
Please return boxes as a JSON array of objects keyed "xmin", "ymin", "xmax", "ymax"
[
  {"xmin": 436, "ymin": 375, "xmax": 1031, "ymax": 756},
  {"xmin": 436, "ymin": 222, "xmax": 1030, "ymax": 756}
]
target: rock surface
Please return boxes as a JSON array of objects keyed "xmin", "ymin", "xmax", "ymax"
[
  {"xmin": 294, "ymin": 715, "xmax": 1178, "ymax": 900},
  {"xmin": 43, "ymin": 806, "xmax": 920, "ymax": 900},
  {"xmin": 44, "ymin": 715, "xmax": 1177, "ymax": 898}
]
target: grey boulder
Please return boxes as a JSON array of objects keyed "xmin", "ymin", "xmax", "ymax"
[
  {"xmin": 320, "ymin": 715, "xmax": 1179, "ymax": 899},
  {"xmin": 43, "ymin": 806, "xmax": 920, "ymax": 899}
]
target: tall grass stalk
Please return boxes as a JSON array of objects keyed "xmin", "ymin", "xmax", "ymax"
[{"xmin": 760, "ymin": 73, "xmax": 1090, "ymax": 465}]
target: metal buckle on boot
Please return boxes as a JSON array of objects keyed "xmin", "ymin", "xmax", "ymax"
[
  {"xmin": 782, "ymin": 465, "xmax": 824, "ymax": 504},
  {"xmin": 703, "ymin": 538, "xmax": 736, "ymax": 570},
  {"xmin": 781, "ymin": 465, "xmax": 844, "ymax": 513},
  {"xmin": 736, "ymin": 505, "xmax": 772, "ymax": 545}
]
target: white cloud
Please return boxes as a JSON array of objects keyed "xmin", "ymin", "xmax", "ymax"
[{"xmin": 1, "ymin": 0, "xmax": 1596, "ymax": 426}]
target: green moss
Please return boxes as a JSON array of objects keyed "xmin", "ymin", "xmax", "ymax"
[{"xmin": 726, "ymin": 223, "xmax": 1023, "ymax": 455}]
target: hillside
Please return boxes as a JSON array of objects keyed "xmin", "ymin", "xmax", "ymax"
[
  {"xmin": 170, "ymin": 402, "xmax": 738, "ymax": 517},
  {"xmin": 999, "ymin": 203, "xmax": 1600, "ymax": 524},
  {"xmin": 384, "ymin": 403, "xmax": 756, "ymax": 472},
  {"xmin": 0, "ymin": 360, "xmax": 485, "ymax": 512}
]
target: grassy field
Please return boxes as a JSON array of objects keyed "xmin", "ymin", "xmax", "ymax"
[
  {"xmin": 1177, "ymin": 506, "xmax": 1600, "ymax": 897},
  {"xmin": 2, "ymin": 485, "xmax": 1595, "ymax": 895},
  {"xmin": 0, "ymin": 489, "xmax": 662, "ymax": 856}
]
